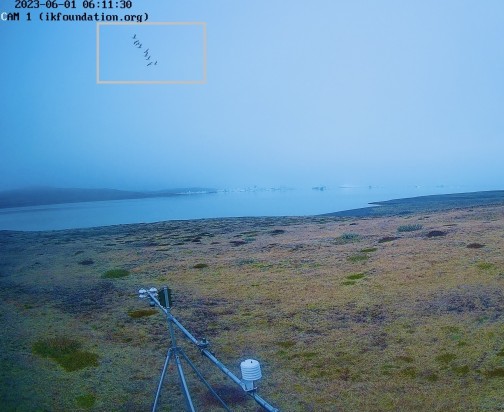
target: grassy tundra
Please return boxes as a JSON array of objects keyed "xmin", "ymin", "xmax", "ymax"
[{"xmin": 1, "ymin": 197, "xmax": 504, "ymax": 411}]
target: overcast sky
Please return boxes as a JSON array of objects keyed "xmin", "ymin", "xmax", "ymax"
[{"xmin": 1, "ymin": 1, "xmax": 503, "ymax": 191}]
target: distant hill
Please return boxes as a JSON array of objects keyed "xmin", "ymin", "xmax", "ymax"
[
  {"xmin": 0, "ymin": 187, "xmax": 217, "ymax": 209},
  {"xmin": 324, "ymin": 190, "xmax": 504, "ymax": 217}
]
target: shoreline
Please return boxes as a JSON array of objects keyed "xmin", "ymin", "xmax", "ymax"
[
  {"xmin": 0, "ymin": 189, "xmax": 503, "ymax": 234},
  {"xmin": 324, "ymin": 189, "xmax": 504, "ymax": 218},
  {"xmin": 0, "ymin": 187, "xmax": 218, "ymax": 209}
]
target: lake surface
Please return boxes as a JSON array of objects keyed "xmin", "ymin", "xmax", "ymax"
[{"xmin": 0, "ymin": 185, "xmax": 496, "ymax": 231}]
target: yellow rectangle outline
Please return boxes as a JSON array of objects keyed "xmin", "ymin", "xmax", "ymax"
[{"xmin": 96, "ymin": 22, "xmax": 207, "ymax": 84}]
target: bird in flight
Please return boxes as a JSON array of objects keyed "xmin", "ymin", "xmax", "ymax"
[{"xmin": 130, "ymin": 34, "xmax": 158, "ymax": 67}]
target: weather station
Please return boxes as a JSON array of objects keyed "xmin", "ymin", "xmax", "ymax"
[{"xmin": 138, "ymin": 286, "xmax": 279, "ymax": 412}]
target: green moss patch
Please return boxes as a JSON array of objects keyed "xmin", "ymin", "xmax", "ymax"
[
  {"xmin": 347, "ymin": 254, "xmax": 369, "ymax": 263},
  {"xmin": 346, "ymin": 273, "xmax": 365, "ymax": 280},
  {"xmin": 441, "ymin": 325, "xmax": 460, "ymax": 333},
  {"xmin": 342, "ymin": 273, "xmax": 366, "ymax": 285},
  {"xmin": 452, "ymin": 365, "xmax": 470, "ymax": 376},
  {"xmin": 335, "ymin": 233, "xmax": 361, "ymax": 244},
  {"xmin": 435, "ymin": 352, "xmax": 457, "ymax": 364},
  {"xmin": 102, "ymin": 268, "xmax": 130, "ymax": 279},
  {"xmin": 33, "ymin": 337, "xmax": 99, "ymax": 372},
  {"xmin": 399, "ymin": 366, "xmax": 417, "ymax": 378},
  {"xmin": 128, "ymin": 309, "xmax": 157, "ymax": 318},
  {"xmin": 76, "ymin": 393, "xmax": 96, "ymax": 408},
  {"xmin": 477, "ymin": 262, "xmax": 495, "ymax": 270},
  {"xmin": 425, "ymin": 373, "xmax": 439, "ymax": 382},
  {"xmin": 484, "ymin": 368, "xmax": 504, "ymax": 378},
  {"xmin": 193, "ymin": 263, "xmax": 209, "ymax": 269}
]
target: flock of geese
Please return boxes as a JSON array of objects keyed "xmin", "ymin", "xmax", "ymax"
[{"xmin": 132, "ymin": 34, "xmax": 158, "ymax": 67}]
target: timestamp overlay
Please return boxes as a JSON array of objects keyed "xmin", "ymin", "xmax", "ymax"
[
  {"xmin": 2, "ymin": 0, "xmax": 146, "ymax": 23},
  {"xmin": 2, "ymin": 0, "xmax": 207, "ymax": 84}
]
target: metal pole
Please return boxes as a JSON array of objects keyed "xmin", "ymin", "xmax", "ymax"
[
  {"xmin": 199, "ymin": 347, "xmax": 245, "ymax": 388},
  {"xmin": 167, "ymin": 309, "xmax": 196, "ymax": 412},
  {"xmin": 171, "ymin": 315, "xmax": 279, "ymax": 411},
  {"xmin": 152, "ymin": 348, "xmax": 173, "ymax": 412},
  {"xmin": 179, "ymin": 349, "xmax": 232, "ymax": 412},
  {"xmin": 249, "ymin": 391, "xmax": 280, "ymax": 412},
  {"xmin": 145, "ymin": 289, "xmax": 280, "ymax": 412},
  {"xmin": 174, "ymin": 350, "xmax": 196, "ymax": 412},
  {"xmin": 169, "ymin": 313, "xmax": 200, "ymax": 345}
]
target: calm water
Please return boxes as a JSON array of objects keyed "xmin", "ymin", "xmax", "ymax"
[{"xmin": 0, "ymin": 185, "xmax": 493, "ymax": 231}]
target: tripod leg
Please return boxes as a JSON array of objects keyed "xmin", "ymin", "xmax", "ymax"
[
  {"xmin": 152, "ymin": 348, "xmax": 173, "ymax": 412},
  {"xmin": 174, "ymin": 350, "xmax": 196, "ymax": 412},
  {"xmin": 179, "ymin": 349, "xmax": 232, "ymax": 412}
]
